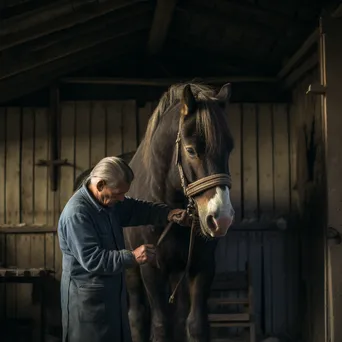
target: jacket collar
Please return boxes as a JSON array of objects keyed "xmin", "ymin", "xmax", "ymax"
[{"xmin": 80, "ymin": 183, "xmax": 105, "ymax": 212}]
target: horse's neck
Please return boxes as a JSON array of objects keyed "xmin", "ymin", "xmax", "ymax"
[{"xmin": 129, "ymin": 139, "xmax": 184, "ymax": 207}]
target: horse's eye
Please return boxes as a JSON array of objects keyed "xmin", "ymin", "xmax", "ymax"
[{"xmin": 185, "ymin": 147, "xmax": 196, "ymax": 157}]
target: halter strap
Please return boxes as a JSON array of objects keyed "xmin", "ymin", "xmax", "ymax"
[{"xmin": 157, "ymin": 120, "xmax": 232, "ymax": 304}]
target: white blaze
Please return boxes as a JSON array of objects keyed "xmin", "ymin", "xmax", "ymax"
[{"xmin": 207, "ymin": 186, "xmax": 234, "ymax": 219}]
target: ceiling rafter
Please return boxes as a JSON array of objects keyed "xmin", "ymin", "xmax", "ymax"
[
  {"xmin": 146, "ymin": 0, "xmax": 178, "ymax": 56},
  {"xmin": 0, "ymin": 0, "xmax": 59, "ymax": 20},
  {"xmin": 0, "ymin": 32, "xmax": 147, "ymax": 104},
  {"xmin": 0, "ymin": 11, "xmax": 151, "ymax": 80},
  {"xmin": 0, "ymin": 0, "xmax": 148, "ymax": 51}
]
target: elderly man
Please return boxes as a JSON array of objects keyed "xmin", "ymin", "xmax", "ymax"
[{"xmin": 58, "ymin": 156, "xmax": 190, "ymax": 342}]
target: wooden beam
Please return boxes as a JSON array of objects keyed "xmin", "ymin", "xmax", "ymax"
[
  {"xmin": 146, "ymin": 0, "xmax": 178, "ymax": 56},
  {"xmin": 283, "ymin": 52, "xmax": 319, "ymax": 89},
  {"xmin": 0, "ymin": 0, "xmax": 147, "ymax": 51},
  {"xmin": 2, "ymin": 0, "xmax": 77, "ymax": 32},
  {"xmin": 61, "ymin": 76, "xmax": 279, "ymax": 86},
  {"xmin": 17, "ymin": 2, "xmax": 152, "ymax": 53},
  {"xmin": 0, "ymin": 32, "xmax": 146, "ymax": 104},
  {"xmin": 277, "ymin": 28, "xmax": 319, "ymax": 79},
  {"xmin": 0, "ymin": 224, "xmax": 56, "ymax": 233},
  {"xmin": 0, "ymin": 0, "xmax": 57, "ymax": 20},
  {"xmin": 5, "ymin": 82, "xmax": 288, "ymax": 106},
  {"xmin": 0, "ymin": 14, "xmax": 150, "ymax": 80}
]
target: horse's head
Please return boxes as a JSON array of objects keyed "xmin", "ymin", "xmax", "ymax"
[{"xmin": 176, "ymin": 83, "xmax": 235, "ymax": 238}]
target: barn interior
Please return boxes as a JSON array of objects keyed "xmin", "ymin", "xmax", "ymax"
[{"xmin": 1, "ymin": 0, "xmax": 342, "ymax": 341}]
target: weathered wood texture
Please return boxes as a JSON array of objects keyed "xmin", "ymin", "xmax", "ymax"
[
  {"xmin": 0, "ymin": 101, "xmax": 137, "ymax": 338},
  {"xmin": 0, "ymin": 101, "xmax": 297, "ymax": 339},
  {"xmin": 288, "ymin": 62, "xmax": 326, "ymax": 342}
]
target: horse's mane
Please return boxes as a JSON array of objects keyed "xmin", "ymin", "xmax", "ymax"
[{"xmin": 141, "ymin": 82, "xmax": 232, "ymax": 163}]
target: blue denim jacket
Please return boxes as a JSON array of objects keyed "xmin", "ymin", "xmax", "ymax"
[{"xmin": 58, "ymin": 184, "xmax": 170, "ymax": 342}]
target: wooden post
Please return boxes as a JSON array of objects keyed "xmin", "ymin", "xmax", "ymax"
[
  {"xmin": 320, "ymin": 15, "xmax": 342, "ymax": 342},
  {"xmin": 36, "ymin": 85, "xmax": 71, "ymax": 191}
]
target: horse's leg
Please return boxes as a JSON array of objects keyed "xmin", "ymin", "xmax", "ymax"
[
  {"xmin": 186, "ymin": 269, "xmax": 215, "ymax": 342},
  {"xmin": 126, "ymin": 266, "xmax": 150, "ymax": 342},
  {"xmin": 140, "ymin": 264, "xmax": 171, "ymax": 342},
  {"xmin": 169, "ymin": 272, "xmax": 190, "ymax": 342}
]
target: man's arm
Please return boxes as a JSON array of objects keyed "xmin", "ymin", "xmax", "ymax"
[
  {"xmin": 117, "ymin": 197, "xmax": 171, "ymax": 227},
  {"xmin": 61, "ymin": 212, "xmax": 136, "ymax": 274}
]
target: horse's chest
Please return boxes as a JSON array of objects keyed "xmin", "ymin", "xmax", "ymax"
[{"xmin": 158, "ymin": 231, "xmax": 193, "ymax": 270}]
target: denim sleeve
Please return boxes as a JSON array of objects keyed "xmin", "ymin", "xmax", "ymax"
[
  {"xmin": 62, "ymin": 213, "xmax": 136, "ymax": 274},
  {"xmin": 117, "ymin": 197, "xmax": 171, "ymax": 227}
]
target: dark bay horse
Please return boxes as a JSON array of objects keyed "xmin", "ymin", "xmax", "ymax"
[{"xmin": 74, "ymin": 83, "xmax": 235, "ymax": 342}]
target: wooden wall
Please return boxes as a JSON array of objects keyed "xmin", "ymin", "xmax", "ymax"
[
  {"xmin": 288, "ymin": 63, "xmax": 326, "ymax": 342},
  {"xmin": 0, "ymin": 100, "xmax": 298, "ymax": 340}
]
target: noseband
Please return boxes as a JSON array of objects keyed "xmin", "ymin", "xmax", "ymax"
[{"xmin": 157, "ymin": 118, "xmax": 232, "ymax": 303}]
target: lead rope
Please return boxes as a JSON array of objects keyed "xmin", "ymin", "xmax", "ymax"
[{"xmin": 168, "ymin": 217, "xmax": 196, "ymax": 303}]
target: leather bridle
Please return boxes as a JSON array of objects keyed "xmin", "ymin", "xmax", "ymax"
[{"xmin": 156, "ymin": 117, "xmax": 232, "ymax": 303}]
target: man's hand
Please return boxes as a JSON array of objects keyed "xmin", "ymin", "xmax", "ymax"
[
  {"xmin": 132, "ymin": 244, "xmax": 156, "ymax": 265},
  {"xmin": 167, "ymin": 209, "xmax": 192, "ymax": 227}
]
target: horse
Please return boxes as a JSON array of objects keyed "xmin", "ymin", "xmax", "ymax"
[{"xmin": 74, "ymin": 82, "xmax": 235, "ymax": 342}]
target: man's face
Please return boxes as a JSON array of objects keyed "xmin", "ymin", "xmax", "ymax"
[{"xmin": 96, "ymin": 181, "xmax": 130, "ymax": 207}]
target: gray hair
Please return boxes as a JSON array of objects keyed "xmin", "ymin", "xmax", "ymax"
[{"xmin": 86, "ymin": 156, "xmax": 134, "ymax": 188}]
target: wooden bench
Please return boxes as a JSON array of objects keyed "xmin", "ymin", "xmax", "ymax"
[{"xmin": 208, "ymin": 264, "xmax": 256, "ymax": 342}]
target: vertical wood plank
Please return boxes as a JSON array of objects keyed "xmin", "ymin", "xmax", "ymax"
[
  {"xmin": 273, "ymin": 104, "xmax": 290, "ymax": 215},
  {"xmin": 106, "ymin": 102, "xmax": 123, "ymax": 156},
  {"xmin": 32, "ymin": 107, "xmax": 49, "ymax": 338},
  {"xmin": 5, "ymin": 108, "xmax": 21, "ymax": 224},
  {"xmin": 59, "ymin": 102, "xmax": 75, "ymax": 210},
  {"xmin": 228, "ymin": 104, "xmax": 242, "ymax": 222},
  {"xmin": 0, "ymin": 108, "xmax": 5, "ymax": 225},
  {"xmin": 271, "ymin": 232, "xmax": 286, "ymax": 335},
  {"xmin": 249, "ymin": 232, "xmax": 263, "ymax": 335},
  {"xmin": 45, "ymin": 101, "xmax": 58, "ymax": 332},
  {"xmin": 46, "ymin": 131, "xmax": 56, "ymax": 228},
  {"xmin": 56, "ymin": 102, "xmax": 75, "ymax": 285},
  {"xmin": 289, "ymin": 100, "xmax": 298, "ymax": 212},
  {"xmin": 21, "ymin": 108, "xmax": 34, "ymax": 223},
  {"xmin": 258, "ymin": 104, "xmax": 274, "ymax": 218},
  {"xmin": 34, "ymin": 108, "xmax": 49, "ymax": 224},
  {"xmin": 242, "ymin": 104, "xmax": 258, "ymax": 219},
  {"xmin": 0, "ymin": 109, "xmax": 5, "ymax": 319},
  {"xmin": 263, "ymin": 232, "xmax": 273, "ymax": 335},
  {"xmin": 31, "ymin": 234, "xmax": 46, "ymax": 340},
  {"xmin": 16, "ymin": 108, "xmax": 35, "ymax": 319},
  {"xmin": 138, "ymin": 102, "xmax": 152, "ymax": 143},
  {"xmin": 5, "ymin": 234, "xmax": 16, "ymax": 317},
  {"xmin": 122, "ymin": 100, "xmax": 137, "ymax": 153},
  {"xmin": 0, "ymin": 108, "xmax": 5, "ymax": 318},
  {"xmin": 90, "ymin": 102, "xmax": 106, "ymax": 166},
  {"xmin": 75, "ymin": 102, "xmax": 90, "ymax": 179},
  {"xmin": 5, "ymin": 108, "xmax": 21, "ymax": 318}
]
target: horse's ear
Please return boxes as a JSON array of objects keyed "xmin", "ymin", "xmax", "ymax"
[
  {"xmin": 181, "ymin": 84, "xmax": 197, "ymax": 116},
  {"xmin": 216, "ymin": 83, "xmax": 232, "ymax": 104}
]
